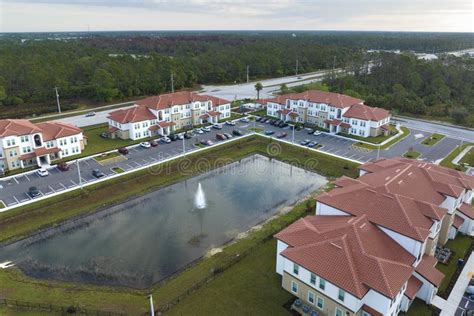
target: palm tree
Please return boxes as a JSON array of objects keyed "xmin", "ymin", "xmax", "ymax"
[{"xmin": 254, "ymin": 82, "xmax": 263, "ymax": 100}]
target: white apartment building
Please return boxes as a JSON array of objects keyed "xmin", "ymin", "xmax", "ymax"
[
  {"xmin": 0, "ymin": 119, "xmax": 85, "ymax": 172},
  {"xmin": 107, "ymin": 91, "xmax": 231, "ymax": 140},
  {"xmin": 264, "ymin": 90, "xmax": 391, "ymax": 138}
]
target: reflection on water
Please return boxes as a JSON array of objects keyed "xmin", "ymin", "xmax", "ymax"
[{"xmin": 0, "ymin": 155, "xmax": 327, "ymax": 288}]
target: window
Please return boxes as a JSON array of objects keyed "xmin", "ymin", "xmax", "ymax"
[
  {"xmin": 310, "ymin": 273, "xmax": 316, "ymax": 285},
  {"xmin": 291, "ymin": 281, "xmax": 298, "ymax": 294},
  {"xmin": 293, "ymin": 263, "xmax": 299, "ymax": 275},
  {"xmin": 316, "ymin": 297, "xmax": 324, "ymax": 310},
  {"xmin": 338, "ymin": 289, "xmax": 345, "ymax": 301},
  {"xmin": 319, "ymin": 278, "xmax": 326, "ymax": 290},
  {"xmin": 335, "ymin": 308, "xmax": 343, "ymax": 316},
  {"xmin": 308, "ymin": 291, "xmax": 315, "ymax": 304}
]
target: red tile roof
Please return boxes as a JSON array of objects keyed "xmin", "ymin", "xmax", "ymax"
[
  {"xmin": 324, "ymin": 119, "xmax": 351, "ymax": 128},
  {"xmin": 20, "ymin": 147, "xmax": 61, "ymax": 160},
  {"xmin": 265, "ymin": 90, "xmax": 363, "ymax": 109},
  {"xmin": 277, "ymin": 109, "xmax": 291, "ymax": 115},
  {"xmin": 35, "ymin": 122, "xmax": 82, "ymax": 141},
  {"xmin": 343, "ymin": 103, "xmax": 390, "ymax": 121},
  {"xmin": 157, "ymin": 121, "xmax": 176, "ymax": 128},
  {"xmin": 0, "ymin": 119, "xmax": 42, "ymax": 137},
  {"xmin": 361, "ymin": 304, "xmax": 383, "ymax": 316},
  {"xmin": 107, "ymin": 127, "xmax": 119, "ymax": 133},
  {"xmin": 415, "ymin": 255, "xmax": 444, "ymax": 286},
  {"xmin": 405, "ymin": 275, "xmax": 423, "ymax": 300},
  {"xmin": 458, "ymin": 203, "xmax": 474, "ymax": 219},
  {"xmin": 288, "ymin": 112, "xmax": 299, "ymax": 117},
  {"xmin": 453, "ymin": 214, "xmax": 465, "ymax": 229},
  {"xmin": 317, "ymin": 182, "xmax": 445, "ymax": 241},
  {"xmin": 200, "ymin": 111, "xmax": 221, "ymax": 119},
  {"xmin": 275, "ymin": 215, "xmax": 415, "ymax": 299},
  {"xmin": 136, "ymin": 91, "xmax": 229, "ymax": 110},
  {"xmin": 107, "ymin": 105, "xmax": 156, "ymax": 124}
]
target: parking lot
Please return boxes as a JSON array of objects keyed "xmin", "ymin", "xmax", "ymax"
[
  {"xmin": 456, "ymin": 293, "xmax": 474, "ymax": 316},
  {"xmin": 0, "ymin": 117, "xmax": 464, "ymax": 209}
]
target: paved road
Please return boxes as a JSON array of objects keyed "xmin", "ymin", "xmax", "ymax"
[
  {"xmin": 393, "ymin": 117, "xmax": 474, "ymax": 142},
  {"xmin": 53, "ymin": 104, "xmax": 136, "ymax": 127}
]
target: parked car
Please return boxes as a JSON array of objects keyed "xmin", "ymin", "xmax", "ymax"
[
  {"xmin": 216, "ymin": 133, "xmax": 226, "ymax": 140},
  {"xmin": 92, "ymin": 169, "xmax": 106, "ymax": 178},
  {"xmin": 169, "ymin": 134, "xmax": 178, "ymax": 141},
  {"xmin": 255, "ymin": 116, "xmax": 262, "ymax": 122},
  {"xmin": 184, "ymin": 133, "xmax": 193, "ymax": 139},
  {"xmin": 261, "ymin": 118, "xmax": 269, "ymax": 123},
  {"xmin": 202, "ymin": 126, "xmax": 211, "ymax": 132},
  {"xmin": 100, "ymin": 132, "xmax": 109, "ymax": 139},
  {"xmin": 275, "ymin": 120, "xmax": 283, "ymax": 126},
  {"xmin": 300, "ymin": 139, "xmax": 310, "ymax": 146},
  {"xmin": 213, "ymin": 124, "xmax": 223, "ymax": 130},
  {"xmin": 140, "ymin": 142, "xmax": 151, "ymax": 149},
  {"xmin": 313, "ymin": 131, "xmax": 322, "ymax": 136},
  {"xmin": 118, "ymin": 147, "xmax": 129, "ymax": 154},
  {"xmin": 149, "ymin": 140, "xmax": 159, "ymax": 147},
  {"xmin": 466, "ymin": 286, "xmax": 474, "ymax": 295},
  {"xmin": 276, "ymin": 132, "xmax": 287, "ymax": 138},
  {"xmin": 85, "ymin": 111, "xmax": 96, "ymax": 117},
  {"xmin": 281, "ymin": 123, "xmax": 289, "ymax": 128},
  {"xmin": 469, "ymin": 277, "xmax": 474, "ymax": 286},
  {"xmin": 307, "ymin": 128, "xmax": 315, "ymax": 134},
  {"xmin": 57, "ymin": 162, "xmax": 70, "ymax": 171},
  {"xmin": 240, "ymin": 117, "xmax": 250, "ymax": 123},
  {"xmin": 160, "ymin": 136, "xmax": 171, "ymax": 143},
  {"xmin": 264, "ymin": 130, "xmax": 274, "ymax": 135},
  {"xmin": 177, "ymin": 133, "xmax": 184, "ymax": 140},
  {"xmin": 36, "ymin": 168, "xmax": 49, "ymax": 177},
  {"xmin": 232, "ymin": 130, "xmax": 244, "ymax": 136},
  {"xmin": 269, "ymin": 119, "xmax": 277, "ymax": 125},
  {"xmin": 225, "ymin": 120, "xmax": 236, "ymax": 126},
  {"xmin": 200, "ymin": 139, "xmax": 214, "ymax": 146},
  {"xmin": 278, "ymin": 121, "xmax": 286, "ymax": 127},
  {"xmin": 28, "ymin": 186, "xmax": 40, "ymax": 198},
  {"xmin": 307, "ymin": 141, "xmax": 317, "ymax": 148},
  {"xmin": 194, "ymin": 128, "xmax": 204, "ymax": 134},
  {"xmin": 224, "ymin": 133, "xmax": 233, "ymax": 139}
]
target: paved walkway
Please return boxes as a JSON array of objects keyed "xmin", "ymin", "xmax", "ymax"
[{"xmin": 435, "ymin": 251, "xmax": 474, "ymax": 316}]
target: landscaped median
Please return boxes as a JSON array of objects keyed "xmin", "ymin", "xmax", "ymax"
[
  {"xmin": 440, "ymin": 142, "xmax": 474, "ymax": 171},
  {"xmin": 353, "ymin": 126, "xmax": 411, "ymax": 150},
  {"xmin": 0, "ymin": 134, "xmax": 359, "ymax": 315},
  {"xmin": 421, "ymin": 133, "xmax": 445, "ymax": 146}
]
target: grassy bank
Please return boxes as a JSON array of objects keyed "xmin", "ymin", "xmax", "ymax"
[
  {"xmin": 403, "ymin": 149, "xmax": 422, "ymax": 159},
  {"xmin": 439, "ymin": 142, "xmax": 474, "ymax": 171},
  {"xmin": 354, "ymin": 126, "xmax": 410, "ymax": 150},
  {"xmin": 460, "ymin": 147, "xmax": 474, "ymax": 167}
]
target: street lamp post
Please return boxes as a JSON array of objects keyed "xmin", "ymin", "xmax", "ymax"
[
  {"xmin": 148, "ymin": 295, "xmax": 155, "ymax": 316},
  {"xmin": 182, "ymin": 136, "xmax": 186, "ymax": 156},
  {"xmin": 76, "ymin": 160, "xmax": 83, "ymax": 188},
  {"xmin": 292, "ymin": 124, "xmax": 295, "ymax": 144}
]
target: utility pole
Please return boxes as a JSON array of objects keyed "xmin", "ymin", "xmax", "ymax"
[
  {"xmin": 182, "ymin": 136, "xmax": 186, "ymax": 156},
  {"xmin": 54, "ymin": 87, "xmax": 61, "ymax": 113},
  {"xmin": 171, "ymin": 73, "xmax": 174, "ymax": 93},
  {"xmin": 77, "ymin": 160, "xmax": 83, "ymax": 189},
  {"xmin": 292, "ymin": 124, "xmax": 295, "ymax": 144},
  {"xmin": 295, "ymin": 59, "xmax": 299, "ymax": 76},
  {"xmin": 332, "ymin": 56, "xmax": 336, "ymax": 72},
  {"xmin": 149, "ymin": 295, "xmax": 155, "ymax": 316},
  {"xmin": 246, "ymin": 65, "xmax": 249, "ymax": 83}
]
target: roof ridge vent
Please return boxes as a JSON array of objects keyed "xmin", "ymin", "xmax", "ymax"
[
  {"xmin": 359, "ymin": 223, "xmax": 367, "ymax": 229},
  {"xmin": 397, "ymin": 180, "xmax": 404, "ymax": 185},
  {"xmin": 385, "ymin": 176, "xmax": 391, "ymax": 181},
  {"xmin": 382, "ymin": 193, "xmax": 394, "ymax": 199},
  {"xmin": 330, "ymin": 242, "xmax": 342, "ymax": 250},
  {"xmin": 366, "ymin": 188, "xmax": 377, "ymax": 194}
]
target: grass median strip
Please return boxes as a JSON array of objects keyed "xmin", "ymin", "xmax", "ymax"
[
  {"xmin": 440, "ymin": 142, "xmax": 474, "ymax": 171},
  {"xmin": 421, "ymin": 133, "xmax": 445, "ymax": 146},
  {"xmin": 403, "ymin": 149, "xmax": 422, "ymax": 159}
]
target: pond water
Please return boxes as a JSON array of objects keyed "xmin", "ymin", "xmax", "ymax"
[{"xmin": 0, "ymin": 155, "xmax": 327, "ymax": 288}]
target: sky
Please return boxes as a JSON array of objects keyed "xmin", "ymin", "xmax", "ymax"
[{"xmin": 1, "ymin": 0, "xmax": 473, "ymax": 33}]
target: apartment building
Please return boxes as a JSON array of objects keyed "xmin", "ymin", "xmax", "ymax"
[
  {"xmin": 275, "ymin": 157, "xmax": 474, "ymax": 316},
  {"xmin": 107, "ymin": 91, "xmax": 231, "ymax": 140},
  {"xmin": 0, "ymin": 119, "xmax": 85, "ymax": 172},
  {"xmin": 264, "ymin": 90, "xmax": 391, "ymax": 138}
]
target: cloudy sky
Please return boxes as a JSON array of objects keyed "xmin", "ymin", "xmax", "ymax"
[{"xmin": 1, "ymin": 0, "xmax": 473, "ymax": 33}]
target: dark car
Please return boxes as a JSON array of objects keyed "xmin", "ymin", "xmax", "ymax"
[
  {"xmin": 278, "ymin": 121, "xmax": 286, "ymax": 127},
  {"xmin": 276, "ymin": 132, "xmax": 287, "ymax": 138},
  {"xmin": 28, "ymin": 186, "xmax": 40, "ymax": 198},
  {"xmin": 57, "ymin": 162, "xmax": 70, "ymax": 171},
  {"xmin": 200, "ymin": 139, "xmax": 214, "ymax": 146},
  {"xmin": 269, "ymin": 119, "xmax": 277, "ymax": 125},
  {"xmin": 150, "ymin": 140, "xmax": 159, "ymax": 147},
  {"xmin": 255, "ymin": 116, "xmax": 262, "ymax": 122},
  {"xmin": 264, "ymin": 130, "xmax": 274, "ymax": 135},
  {"xmin": 118, "ymin": 147, "xmax": 129, "ymax": 155},
  {"xmin": 261, "ymin": 118, "xmax": 269, "ymax": 123},
  {"xmin": 224, "ymin": 133, "xmax": 233, "ymax": 139},
  {"xmin": 216, "ymin": 133, "xmax": 226, "ymax": 140},
  {"xmin": 232, "ymin": 130, "xmax": 244, "ymax": 136},
  {"xmin": 184, "ymin": 133, "xmax": 193, "ymax": 139},
  {"xmin": 169, "ymin": 134, "xmax": 178, "ymax": 141},
  {"xmin": 300, "ymin": 139, "xmax": 310, "ymax": 146},
  {"xmin": 92, "ymin": 169, "xmax": 106, "ymax": 178},
  {"xmin": 280, "ymin": 123, "xmax": 289, "ymax": 128},
  {"xmin": 307, "ymin": 128, "xmax": 315, "ymax": 134},
  {"xmin": 307, "ymin": 141, "xmax": 317, "ymax": 148},
  {"xmin": 469, "ymin": 278, "xmax": 474, "ymax": 286}
]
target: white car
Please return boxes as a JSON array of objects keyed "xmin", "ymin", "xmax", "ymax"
[
  {"xmin": 202, "ymin": 126, "xmax": 211, "ymax": 132},
  {"xmin": 140, "ymin": 142, "xmax": 151, "ymax": 148},
  {"xmin": 36, "ymin": 168, "xmax": 49, "ymax": 177},
  {"xmin": 194, "ymin": 128, "xmax": 204, "ymax": 134},
  {"xmin": 225, "ymin": 121, "xmax": 236, "ymax": 126},
  {"xmin": 177, "ymin": 133, "xmax": 184, "ymax": 140},
  {"xmin": 313, "ymin": 131, "xmax": 322, "ymax": 136},
  {"xmin": 240, "ymin": 118, "xmax": 250, "ymax": 123},
  {"xmin": 161, "ymin": 136, "xmax": 171, "ymax": 143}
]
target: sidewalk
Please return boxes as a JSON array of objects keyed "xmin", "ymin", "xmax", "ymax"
[{"xmin": 434, "ymin": 251, "xmax": 474, "ymax": 316}]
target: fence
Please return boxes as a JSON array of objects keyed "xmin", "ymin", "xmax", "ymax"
[{"xmin": 0, "ymin": 298, "xmax": 126, "ymax": 316}]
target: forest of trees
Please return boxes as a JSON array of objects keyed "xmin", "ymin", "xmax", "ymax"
[
  {"xmin": 324, "ymin": 53, "xmax": 474, "ymax": 127},
  {"xmin": 0, "ymin": 31, "xmax": 472, "ymax": 121}
]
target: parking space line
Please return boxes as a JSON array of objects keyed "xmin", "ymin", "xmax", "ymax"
[
  {"xmin": 150, "ymin": 157, "xmax": 157, "ymax": 162},
  {"xmin": 48, "ymin": 185, "xmax": 55, "ymax": 193},
  {"xmin": 83, "ymin": 160, "xmax": 90, "ymax": 166},
  {"xmin": 126, "ymin": 163, "xmax": 134, "ymax": 169},
  {"xmin": 133, "ymin": 161, "xmax": 141, "ymax": 167},
  {"xmin": 60, "ymin": 182, "xmax": 67, "ymax": 189},
  {"xmin": 142, "ymin": 159, "xmax": 149, "ymax": 164},
  {"xmin": 13, "ymin": 196, "xmax": 19, "ymax": 204},
  {"xmin": 24, "ymin": 174, "xmax": 30, "ymax": 181},
  {"xmin": 13, "ymin": 177, "xmax": 19, "ymax": 184},
  {"xmin": 70, "ymin": 180, "xmax": 77, "ymax": 186}
]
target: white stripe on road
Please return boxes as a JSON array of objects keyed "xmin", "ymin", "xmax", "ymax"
[
  {"xmin": 48, "ymin": 185, "xmax": 55, "ymax": 193},
  {"xmin": 24, "ymin": 174, "xmax": 30, "ymax": 182},
  {"xmin": 13, "ymin": 177, "xmax": 19, "ymax": 184}
]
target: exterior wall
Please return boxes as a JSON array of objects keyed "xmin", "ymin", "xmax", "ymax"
[
  {"xmin": 456, "ymin": 212, "xmax": 474, "ymax": 235},
  {"xmin": 414, "ymin": 272, "xmax": 437, "ymax": 304},
  {"xmin": 439, "ymin": 213, "xmax": 454, "ymax": 246},
  {"xmin": 315, "ymin": 202, "xmax": 351, "ymax": 216},
  {"xmin": 55, "ymin": 133, "xmax": 84, "ymax": 158},
  {"xmin": 276, "ymin": 240, "xmax": 288, "ymax": 275}
]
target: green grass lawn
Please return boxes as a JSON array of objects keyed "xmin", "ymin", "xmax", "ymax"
[
  {"xmin": 111, "ymin": 167, "xmax": 125, "ymax": 173},
  {"xmin": 354, "ymin": 126, "xmax": 411, "ymax": 150},
  {"xmin": 403, "ymin": 150, "xmax": 422, "ymax": 159},
  {"xmin": 436, "ymin": 234, "xmax": 473, "ymax": 295},
  {"xmin": 460, "ymin": 147, "xmax": 474, "ymax": 167},
  {"xmin": 166, "ymin": 240, "xmax": 291, "ymax": 316},
  {"xmin": 94, "ymin": 151, "xmax": 122, "ymax": 162},
  {"xmin": 401, "ymin": 299, "xmax": 434, "ymax": 316},
  {"xmin": 421, "ymin": 133, "xmax": 445, "ymax": 146},
  {"xmin": 249, "ymin": 127, "xmax": 263, "ymax": 133},
  {"xmin": 439, "ymin": 143, "xmax": 474, "ymax": 171}
]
